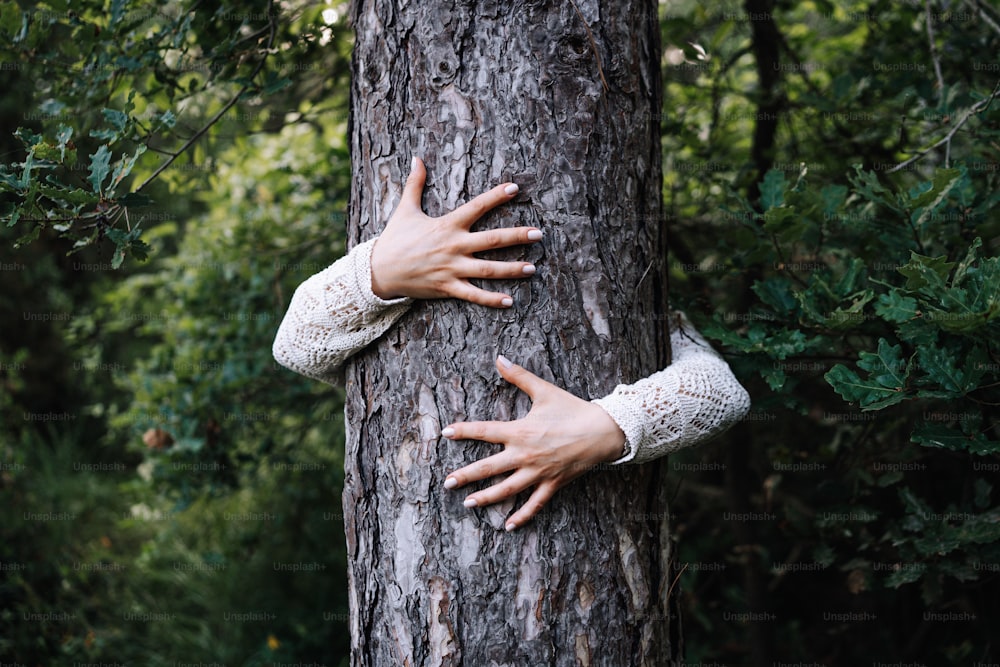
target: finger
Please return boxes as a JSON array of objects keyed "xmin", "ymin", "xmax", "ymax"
[
  {"xmin": 504, "ymin": 482, "xmax": 559, "ymax": 532},
  {"xmin": 444, "ymin": 451, "xmax": 519, "ymax": 489},
  {"xmin": 445, "ymin": 279, "xmax": 515, "ymax": 309},
  {"xmin": 461, "ymin": 227, "xmax": 543, "ymax": 253},
  {"xmin": 495, "ymin": 355, "xmax": 551, "ymax": 400},
  {"xmin": 457, "ymin": 258, "xmax": 536, "ymax": 281},
  {"xmin": 440, "ymin": 419, "xmax": 513, "ymax": 445},
  {"xmin": 461, "ymin": 468, "xmax": 536, "ymax": 510},
  {"xmin": 447, "ymin": 182, "xmax": 520, "ymax": 229},
  {"xmin": 399, "ymin": 156, "xmax": 427, "ymax": 212}
]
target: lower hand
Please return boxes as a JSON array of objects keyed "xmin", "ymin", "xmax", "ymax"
[
  {"xmin": 440, "ymin": 355, "xmax": 627, "ymax": 531},
  {"xmin": 370, "ymin": 157, "xmax": 541, "ymax": 308}
]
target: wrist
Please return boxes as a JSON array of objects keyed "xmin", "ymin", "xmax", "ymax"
[
  {"xmin": 589, "ymin": 403, "xmax": 627, "ymax": 463},
  {"xmin": 369, "ymin": 238, "xmax": 402, "ymax": 300}
]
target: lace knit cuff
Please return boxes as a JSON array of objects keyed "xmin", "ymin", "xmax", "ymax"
[{"xmin": 591, "ymin": 395, "xmax": 647, "ymax": 464}]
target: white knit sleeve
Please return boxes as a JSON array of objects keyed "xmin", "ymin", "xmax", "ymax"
[
  {"xmin": 592, "ymin": 311, "xmax": 750, "ymax": 465},
  {"xmin": 272, "ymin": 237, "xmax": 412, "ymax": 385}
]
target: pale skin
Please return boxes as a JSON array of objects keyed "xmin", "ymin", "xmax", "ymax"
[{"xmin": 370, "ymin": 157, "xmax": 627, "ymax": 531}]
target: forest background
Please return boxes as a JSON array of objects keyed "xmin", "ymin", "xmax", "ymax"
[{"xmin": 1, "ymin": 0, "xmax": 999, "ymax": 664}]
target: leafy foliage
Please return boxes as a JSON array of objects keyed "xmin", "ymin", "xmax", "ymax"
[{"xmin": 660, "ymin": 0, "xmax": 1000, "ymax": 663}]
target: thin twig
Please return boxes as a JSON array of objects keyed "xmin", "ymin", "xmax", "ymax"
[
  {"xmin": 666, "ymin": 562, "xmax": 688, "ymax": 601},
  {"xmin": 887, "ymin": 79, "xmax": 1000, "ymax": 173},
  {"xmin": 567, "ymin": 0, "xmax": 610, "ymax": 93},
  {"xmin": 963, "ymin": 0, "xmax": 1000, "ymax": 38},
  {"xmin": 133, "ymin": 1, "xmax": 278, "ymax": 193}
]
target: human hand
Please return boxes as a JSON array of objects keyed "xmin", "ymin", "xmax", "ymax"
[
  {"xmin": 440, "ymin": 355, "xmax": 627, "ymax": 531},
  {"xmin": 369, "ymin": 156, "xmax": 541, "ymax": 308}
]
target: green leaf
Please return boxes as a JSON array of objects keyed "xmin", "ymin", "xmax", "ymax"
[
  {"xmin": 917, "ymin": 345, "xmax": 972, "ymax": 394},
  {"xmin": 14, "ymin": 127, "xmax": 42, "ymax": 150},
  {"xmin": 760, "ymin": 169, "xmax": 787, "ymax": 210},
  {"xmin": 5, "ymin": 205, "xmax": 20, "ymax": 228},
  {"xmin": 820, "ymin": 183, "xmax": 848, "ymax": 220},
  {"xmin": 102, "ymin": 108, "xmax": 130, "ymax": 134},
  {"xmin": 826, "ymin": 291, "xmax": 874, "ymax": 330},
  {"xmin": 152, "ymin": 110, "xmax": 177, "ymax": 131},
  {"xmin": 848, "ymin": 164, "xmax": 901, "ymax": 213},
  {"xmin": 19, "ymin": 150, "xmax": 34, "ymax": 190},
  {"xmin": 752, "ymin": 277, "xmax": 798, "ymax": 314},
  {"xmin": 110, "ymin": 0, "xmax": 127, "ymax": 27},
  {"xmin": 760, "ymin": 365, "xmax": 786, "ymax": 391},
  {"xmin": 911, "ymin": 424, "xmax": 999, "ymax": 455},
  {"xmin": 952, "ymin": 238, "xmax": 982, "ymax": 286},
  {"xmin": 910, "ymin": 168, "xmax": 962, "ymax": 229},
  {"xmin": 261, "ymin": 71, "xmax": 293, "ymax": 96},
  {"xmin": 762, "ymin": 206, "xmax": 798, "ymax": 233},
  {"xmin": 109, "ymin": 145, "xmax": 147, "ymax": 196},
  {"xmin": 0, "ymin": 3, "xmax": 25, "ymax": 39},
  {"xmin": 825, "ymin": 339, "xmax": 910, "ymax": 409},
  {"xmin": 884, "ymin": 563, "xmax": 926, "ymax": 588},
  {"xmin": 897, "ymin": 252, "xmax": 954, "ymax": 291},
  {"xmin": 959, "ymin": 510, "xmax": 1000, "ymax": 544},
  {"xmin": 56, "ymin": 125, "xmax": 73, "ymax": 156},
  {"xmin": 825, "ymin": 364, "xmax": 906, "ymax": 410},
  {"xmin": 874, "ymin": 291, "xmax": 919, "ymax": 323},
  {"xmin": 834, "ymin": 258, "xmax": 867, "ymax": 297},
  {"xmin": 857, "ymin": 338, "xmax": 908, "ymax": 388},
  {"xmin": 37, "ymin": 184, "xmax": 97, "ymax": 207},
  {"xmin": 88, "ymin": 145, "xmax": 112, "ymax": 194}
]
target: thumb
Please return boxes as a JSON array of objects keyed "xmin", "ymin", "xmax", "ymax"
[
  {"xmin": 400, "ymin": 156, "xmax": 427, "ymax": 212},
  {"xmin": 496, "ymin": 355, "xmax": 549, "ymax": 400}
]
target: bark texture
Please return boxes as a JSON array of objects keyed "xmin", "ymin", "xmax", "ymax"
[{"xmin": 344, "ymin": 2, "xmax": 675, "ymax": 664}]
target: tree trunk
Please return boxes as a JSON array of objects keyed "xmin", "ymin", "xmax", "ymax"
[{"xmin": 344, "ymin": 2, "xmax": 675, "ymax": 665}]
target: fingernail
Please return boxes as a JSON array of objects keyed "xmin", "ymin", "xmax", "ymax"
[
  {"xmin": 504, "ymin": 183, "xmax": 519, "ymax": 195},
  {"xmin": 463, "ymin": 498, "xmax": 478, "ymax": 508},
  {"xmin": 444, "ymin": 477, "xmax": 458, "ymax": 489},
  {"xmin": 527, "ymin": 229, "xmax": 543, "ymax": 241},
  {"xmin": 500, "ymin": 297, "xmax": 513, "ymax": 307},
  {"xmin": 522, "ymin": 264, "xmax": 536, "ymax": 275},
  {"xmin": 497, "ymin": 355, "xmax": 513, "ymax": 369},
  {"xmin": 441, "ymin": 427, "xmax": 455, "ymax": 438},
  {"xmin": 505, "ymin": 522, "xmax": 517, "ymax": 532}
]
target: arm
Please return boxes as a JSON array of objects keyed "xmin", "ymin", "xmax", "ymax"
[
  {"xmin": 593, "ymin": 310, "xmax": 752, "ymax": 464},
  {"xmin": 441, "ymin": 310, "xmax": 750, "ymax": 530},
  {"xmin": 272, "ymin": 156, "xmax": 542, "ymax": 384},
  {"xmin": 271, "ymin": 238, "xmax": 413, "ymax": 385}
]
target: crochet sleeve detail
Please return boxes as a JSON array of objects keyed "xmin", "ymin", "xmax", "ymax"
[
  {"xmin": 592, "ymin": 311, "xmax": 751, "ymax": 465},
  {"xmin": 271, "ymin": 238, "xmax": 412, "ymax": 385}
]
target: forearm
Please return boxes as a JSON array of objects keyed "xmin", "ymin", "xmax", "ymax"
[
  {"xmin": 272, "ymin": 238, "xmax": 412, "ymax": 385},
  {"xmin": 593, "ymin": 311, "xmax": 751, "ymax": 464}
]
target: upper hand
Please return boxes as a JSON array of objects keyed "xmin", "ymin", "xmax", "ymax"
[
  {"xmin": 440, "ymin": 355, "xmax": 627, "ymax": 531},
  {"xmin": 369, "ymin": 156, "xmax": 541, "ymax": 308}
]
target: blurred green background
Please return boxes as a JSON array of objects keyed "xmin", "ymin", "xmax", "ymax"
[{"xmin": 1, "ymin": 0, "xmax": 999, "ymax": 664}]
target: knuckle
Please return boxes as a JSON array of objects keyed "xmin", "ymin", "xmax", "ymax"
[
  {"xmin": 476, "ymin": 263, "xmax": 497, "ymax": 278},
  {"xmin": 476, "ymin": 461, "xmax": 494, "ymax": 477},
  {"xmin": 496, "ymin": 483, "xmax": 516, "ymax": 499},
  {"xmin": 466, "ymin": 199, "xmax": 487, "ymax": 218},
  {"xmin": 482, "ymin": 229, "xmax": 503, "ymax": 248}
]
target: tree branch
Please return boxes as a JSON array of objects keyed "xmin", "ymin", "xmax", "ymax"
[
  {"xmin": 133, "ymin": 1, "xmax": 278, "ymax": 194},
  {"xmin": 962, "ymin": 0, "xmax": 1000, "ymax": 38},
  {"xmin": 886, "ymin": 79, "xmax": 1000, "ymax": 173}
]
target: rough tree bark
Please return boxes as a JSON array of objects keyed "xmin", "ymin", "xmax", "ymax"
[{"xmin": 344, "ymin": 1, "xmax": 675, "ymax": 664}]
